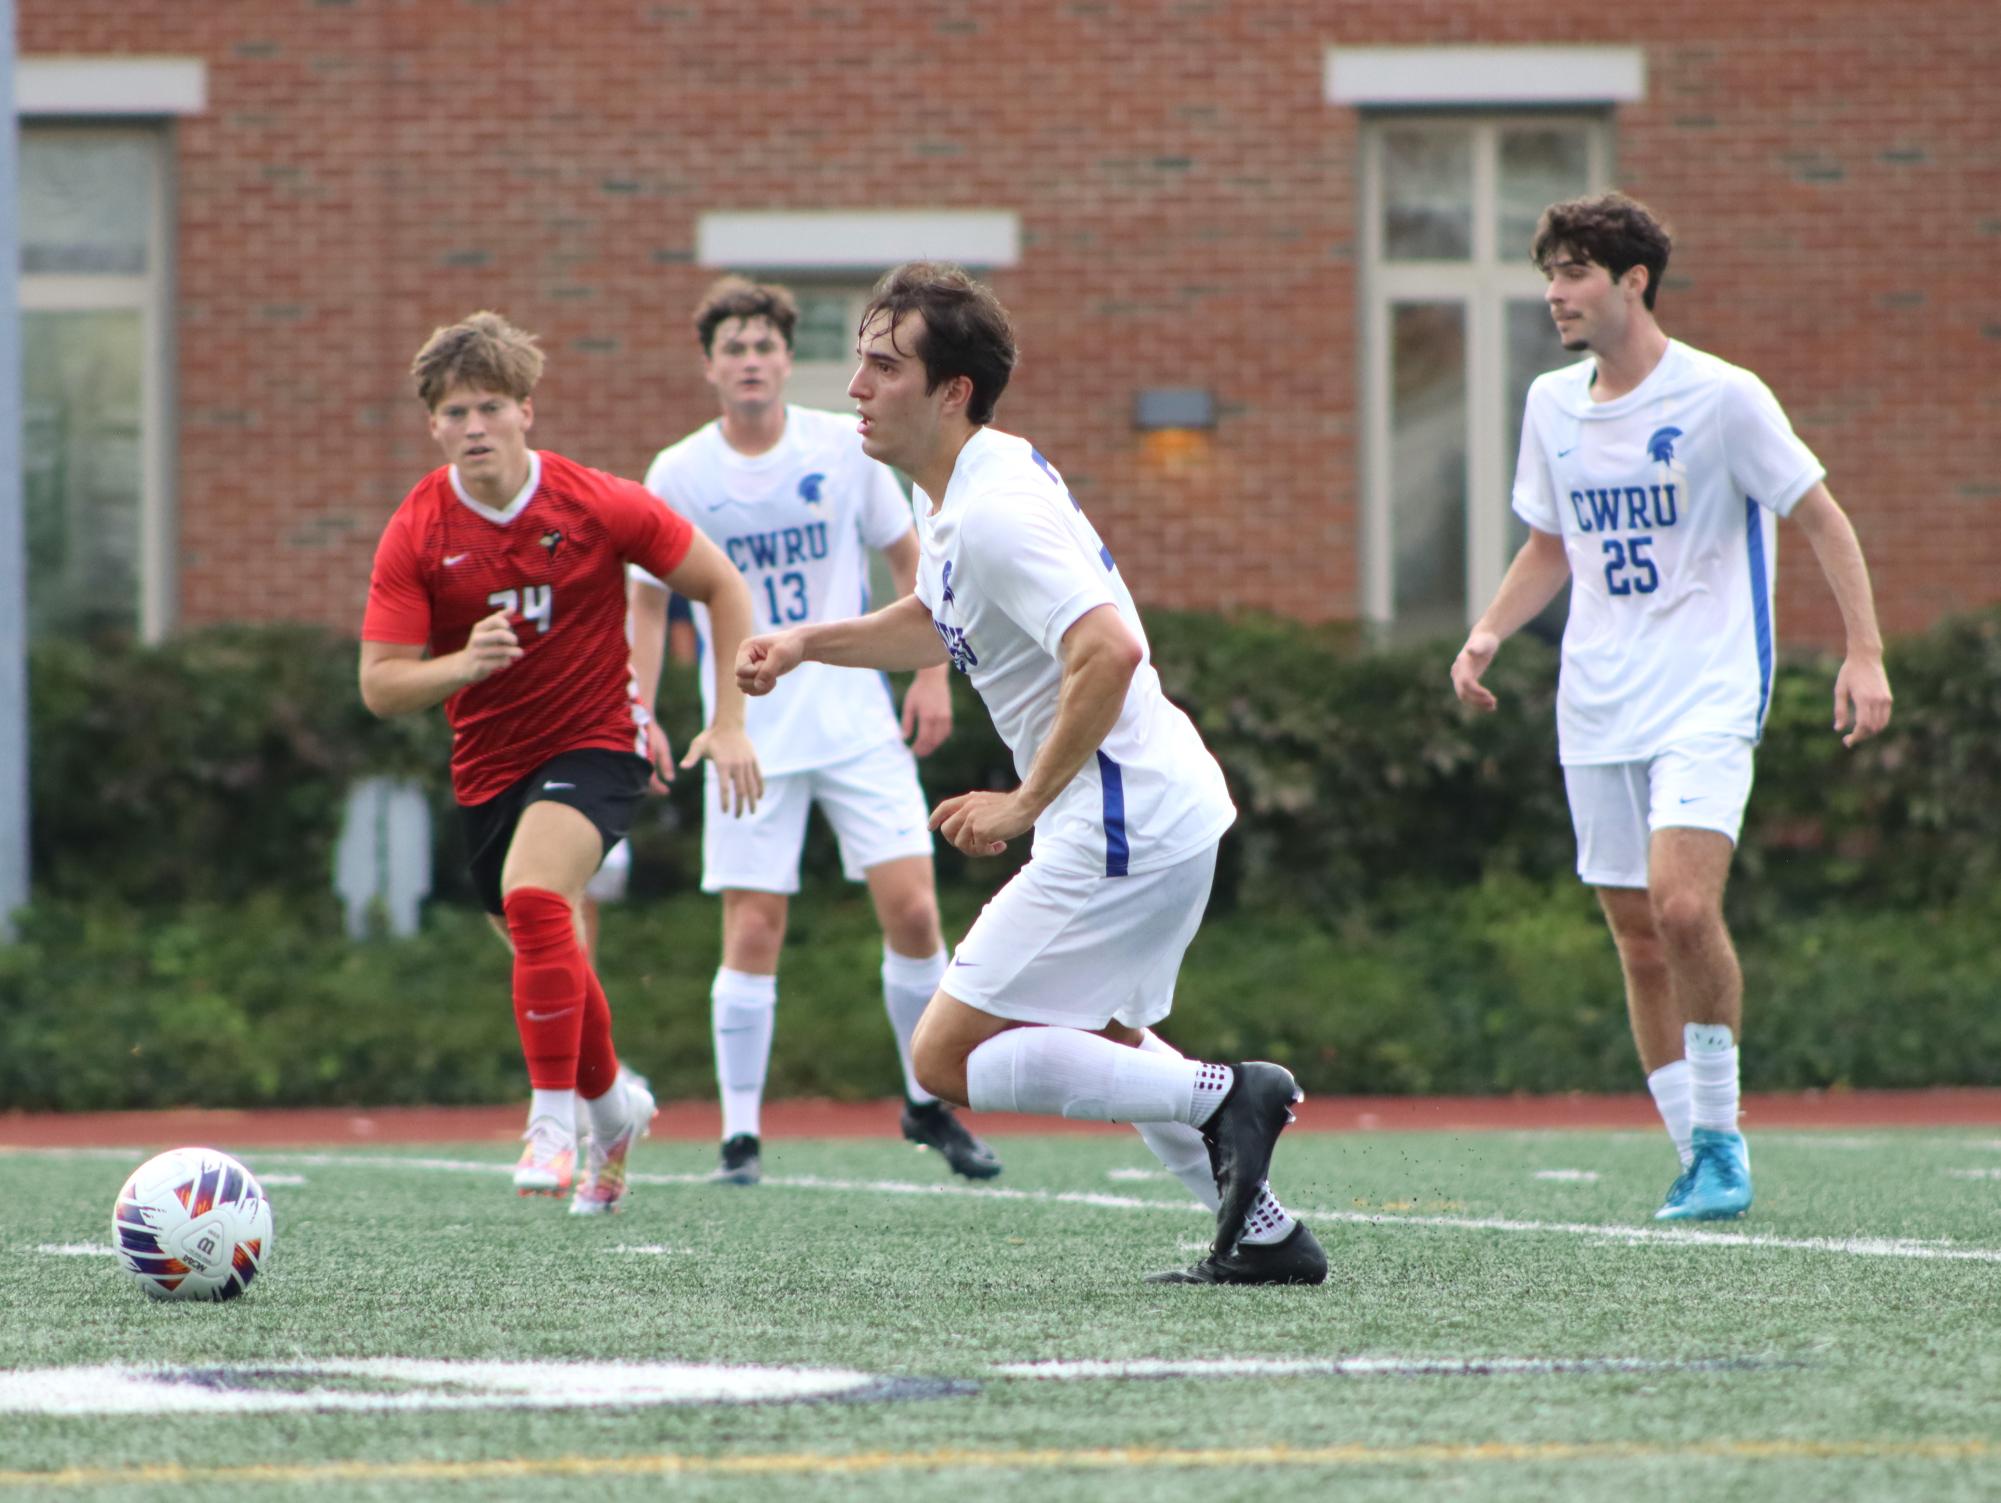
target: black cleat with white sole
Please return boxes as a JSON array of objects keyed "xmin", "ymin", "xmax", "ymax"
[
  {"xmin": 901, "ymin": 1099, "xmax": 1003, "ymax": 1180},
  {"xmin": 1147, "ymin": 1220, "xmax": 1328, "ymax": 1286},
  {"xmin": 1199, "ymin": 1061, "xmax": 1303, "ymax": 1257},
  {"xmin": 711, "ymin": 1133, "xmax": 761, "ymax": 1186}
]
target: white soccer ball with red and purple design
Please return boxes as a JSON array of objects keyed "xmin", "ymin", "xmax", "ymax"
[{"xmin": 112, "ymin": 1147, "xmax": 274, "ymax": 1301}]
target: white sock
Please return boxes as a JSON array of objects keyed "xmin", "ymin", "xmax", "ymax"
[
  {"xmin": 712, "ymin": 968, "xmax": 777, "ymax": 1140},
  {"xmin": 882, "ymin": 946, "xmax": 947, "ymax": 1105},
  {"xmin": 1132, "ymin": 1032, "xmax": 1295, "ymax": 1247},
  {"xmin": 1647, "ymin": 1059, "xmax": 1695, "ymax": 1168},
  {"xmin": 1685, "ymin": 1022, "xmax": 1740, "ymax": 1133},
  {"xmin": 585, "ymin": 1073, "xmax": 635, "ymax": 1142},
  {"xmin": 528, "ymin": 1090, "xmax": 576, "ymax": 1141},
  {"xmin": 964, "ymin": 1027, "xmax": 1228, "ymax": 1124}
]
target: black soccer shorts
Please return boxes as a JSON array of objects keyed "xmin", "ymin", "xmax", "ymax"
[{"xmin": 460, "ymin": 747, "xmax": 651, "ymax": 916}]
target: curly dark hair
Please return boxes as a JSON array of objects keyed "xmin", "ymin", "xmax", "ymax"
[
  {"xmin": 1531, "ymin": 193, "xmax": 1673, "ymax": 310},
  {"xmin": 693, "ymin": 276, "xmax": 799, "ymax": 354},
  {"xmin": 859, "ymin": 261, "xmax": 1016, "ymax": 425}
]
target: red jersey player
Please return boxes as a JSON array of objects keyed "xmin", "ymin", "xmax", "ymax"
[{"xmin": 360, "ymin": 310, "xmax": 761, "ymax": 1214}]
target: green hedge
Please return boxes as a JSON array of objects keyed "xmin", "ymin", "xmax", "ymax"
[
  {"xmin": 10, "ymin": 609, "xmax": 2001, "ymax": 1109},
  {"xmin": 29, "ymin": 608, "xmax": 2001, "ymax": 917},
  {"xmin": 5, "ymin": 876, "xmax": 1998, "ymax": 1113}
]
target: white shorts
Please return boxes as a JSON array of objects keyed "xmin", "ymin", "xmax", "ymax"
[
  {"xmin": 941, "ymin": 843, "xmax": 1219, "ymax": 1030},
  {"xmin": 701, "ymin": 737, "xmax": 934, "ymax": 895},
  {"xmin": 1564, "ymin": 734, "xmax": 1756, "ymax": 890}
]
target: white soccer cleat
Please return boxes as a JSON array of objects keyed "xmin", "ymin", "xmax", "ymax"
[
  {"xmin": 570, "ymin": 1072, "xmax": 658, "ymax": 1216},
  {"xmin": 512, "ymin": 1115, "xmax": 577, "ymax": 1197}
]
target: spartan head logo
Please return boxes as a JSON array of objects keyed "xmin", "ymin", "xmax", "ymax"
[
  {"xmin": 1647, "ymin": 427, "xmax": 1684, "ymax": 465},
  {"xmin": 538, "ymin": 529, "xmax": 564, "ymax": 558},
  {"xmin": 940, "ymin": 560, "xmax": 956, "ymax": 606},
  {"xmin": 798, "ymin": 472, "xmax": 826, "ymax": 504}
]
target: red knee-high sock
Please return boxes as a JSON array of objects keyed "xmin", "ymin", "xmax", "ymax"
[
  {"xmin": 503, "ymin": 887, "xmax": 586, "ymax": 1090},
  {"xmin": 576, "ymin": 967, "xmax": 620, "ymax": 1102}
]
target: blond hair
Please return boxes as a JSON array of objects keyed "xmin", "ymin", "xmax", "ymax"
[{"xmin": 410, "ymin": 311, "xmax": 545, "ymax": 409}]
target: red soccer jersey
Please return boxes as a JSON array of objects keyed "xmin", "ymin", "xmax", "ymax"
[{"xmin": 362, "ymin": 450, "xmax": 695, "ymax": 805}]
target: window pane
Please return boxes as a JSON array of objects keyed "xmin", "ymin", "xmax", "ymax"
[
  {"xmin": 1382, "ymin": 128, "xmax": 1472, "ymax": 260},
  {"xmin": 24, "ymin": 310, "xmax": 145, "ymax": 642},
  {"xmin": 20, "ymin": 132, "xmax": 154, "ymax": 275},
  {"xmin": 1498, "ymin": 126, "xmax": 1591, "ymax": 260},
  {"xmin": 1504, "ymin": 298, "xmax": 1577, "ymax": 632},
  {"xmin": 792, "ymin": 290, "xmax": 858, "ymax": 363},
  {"xmin": 1391, "ymin": 302, "xmax": 1466, "ymax": 636}
]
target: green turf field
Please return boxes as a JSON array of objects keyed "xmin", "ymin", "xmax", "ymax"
[{"xmin": 3, "ymin": 1126, "xmax": 2000, "ymax": 1501}]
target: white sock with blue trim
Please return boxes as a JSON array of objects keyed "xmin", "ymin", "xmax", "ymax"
[{"xmin": 1685, "ymin": 1022, "xmax": 1740, "ymax": 1134}]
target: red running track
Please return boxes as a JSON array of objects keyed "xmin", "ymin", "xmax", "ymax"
[{"xmin": 4, "ymin": 1089, "xmax": 2001, "ymax": 1150}]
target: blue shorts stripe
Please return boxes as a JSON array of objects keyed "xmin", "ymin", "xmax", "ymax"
[
  {"xmin": 1744, "ymin": 498, "xmax": 1775, "ymax": 734},
  {"xmin": 1095, "ymin": 750, "xmax": 1130, "ymax": 877}
]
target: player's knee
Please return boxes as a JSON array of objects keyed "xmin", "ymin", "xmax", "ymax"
[
  {"xmin": 879, "ymin": 891, "xmax": 942, "ymax": 953},
  {"xmin": 1651, "ymin": 888, "xmax": 1721, "ymax": 949},
  {"xmin": 910, "ymin": 1021, "xmax": 966, "ymax": 1105}
]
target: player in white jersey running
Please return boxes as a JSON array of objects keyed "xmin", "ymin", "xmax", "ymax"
[
  {"xmin": 631, "ymin": 277, "xmax": 999, "ymax": 1186},
  {"xmin": 1451, "ymin": 194, "xmax": 1893, "ymax": 1222},
  {"xmin": 736, "ymin": 262, "xmax": 1323, "ymax": 1284}
]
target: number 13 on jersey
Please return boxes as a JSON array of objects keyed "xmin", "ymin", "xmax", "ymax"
[{"xmin": 762, "ymin": 571, "xmax": 809, "ymax": 624}]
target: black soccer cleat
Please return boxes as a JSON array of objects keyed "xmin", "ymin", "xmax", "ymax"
[
  {"xmin": 1199, "ymin": 1061, "xmax": 1303, "ymax": 1257},
  {"xmin": 711, "ymin": 1133, "xmax": 762, "ymax": 1186},
  {"xmin": 901, "ymin": 1099, "xmax": 1003, "ymax": 1180},
  {"xmin": 1146, "ymin": 1220, "xmax": 1328, "ymax": 1286}
]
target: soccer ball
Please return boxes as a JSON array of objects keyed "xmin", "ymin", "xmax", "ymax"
[{"xmin": 112, "ymin": 1147, "xmax": 274, "ymax": 1301}]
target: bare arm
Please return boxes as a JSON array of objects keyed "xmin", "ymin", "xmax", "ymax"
[
  {"xmin": 882, "ymin": 530, "xmax": 953, "ymax": 756},
  {"xmin": 358, "ymin": 609, "xmax": 520, "ymax": 717},
  {"xmin": 662, "ymin": 531, "xmax": 763, "ymax": 813},
  {"xmin": 738, "ymin": 593, "xmax": 947, "ymax": 694},
  {"xmin": 627, "ymin": 577, "xmax": 674, "ymax": 791},
  {"xmin": 1450, "ymin": 527, "xmax": 1571, "ymax": 713},
  {"xmin": 929, "ymin": 604, "xmax": 1141, "ymax": 857},
  {"xmin": 1789, "ymin": 483, "xmax": 1893, "ymax": 745}
]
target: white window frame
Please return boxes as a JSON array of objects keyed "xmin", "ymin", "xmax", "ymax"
[
  {"xmin": 18, "ymin": 59, "xmax": 203, "ymax": 642},
  {"xmin": 1356, "ymin": 113, "xmax": 1614, "ymax": 633}
]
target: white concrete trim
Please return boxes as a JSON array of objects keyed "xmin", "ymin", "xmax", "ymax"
[
  {"xmin": 1327, "ymin": 47, "xmax": 1645, "ymax": 106},
  {"xmin": 697, "ymin": 211, "xmax": 1021, "ymax": 270},
  {"xmin": 16, "ymin": 57, "xmax": 207, "ymax": 116}
]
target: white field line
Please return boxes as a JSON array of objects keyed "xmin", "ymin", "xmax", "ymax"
[
  {"xmin": 22, "ymin": 1150, "xmax": 2001, "ymax": 1266},
  {"xmin": 1533, "ymin": 1170, "xmax": 1600, "ymax": 1182},
  {"xmin": 994, "ymin": 1356, "xmax": 1773, "ymax": 1381},
  {"xmin": 214, "ymin": 1151, "xmax": 2001, "ymax": 1266},
  {"xmin": 1946, "ymin": 1168, "xmax": 2001, "ymax": 1180}
]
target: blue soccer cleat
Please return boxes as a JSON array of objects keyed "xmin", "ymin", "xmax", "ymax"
[{"xmin": 1654, "ymin": 1127, "xmax": 1752, "ymax": 1221}]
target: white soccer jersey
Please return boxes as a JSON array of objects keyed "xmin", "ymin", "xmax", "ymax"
[
  {"xmin": 637, "ymin": 405, "xmax": 914, "ymax": 776},
  {"xmin": 914, "ymin": 427, "xmax": 1235, "ymax": 877},
  {"xmin": 1512, "ymin": 340, "xmax": 1826, "ymax": 765}
]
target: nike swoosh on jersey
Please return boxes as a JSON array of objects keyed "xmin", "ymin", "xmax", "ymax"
[{"xmin": 443, "ymin": 553, "xmax": 469, "ymax": 565}]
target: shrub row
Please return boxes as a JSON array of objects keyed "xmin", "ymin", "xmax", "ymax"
[
  {"xmin": 26, "ymin": 609, "xmax": 2001, "ymax": 918},
  {"xmin": 5, "ymin": 875, "xmax": 1997, "ymax": 1113}
]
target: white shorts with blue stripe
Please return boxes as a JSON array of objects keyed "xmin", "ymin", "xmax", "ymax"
[{"xmin": 941, "ymin": 841, "xmax": 1219, "ymax": 1030}]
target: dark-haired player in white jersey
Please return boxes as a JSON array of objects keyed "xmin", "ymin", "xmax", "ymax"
[
  {"xmin": 738, "ymin": 263, "xmax": 1321, "ymax": 1284},
  {"xmin": 631, "ymin": 277, "xmax": 1000, "ymax": 1187},
  {"xmin": 1452, "ymin": 195, "xmax": 1893, "ymax": 1221}
]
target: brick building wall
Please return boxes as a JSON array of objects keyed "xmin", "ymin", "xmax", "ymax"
[{"xmin": 21, "ymin": 0, "xmax": 2000, "ymax": 649}]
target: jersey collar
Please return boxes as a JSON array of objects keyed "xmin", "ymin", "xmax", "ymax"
[{"xmin": 449, "ymin": 450, "xmax": 543, "ymax": 524}]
